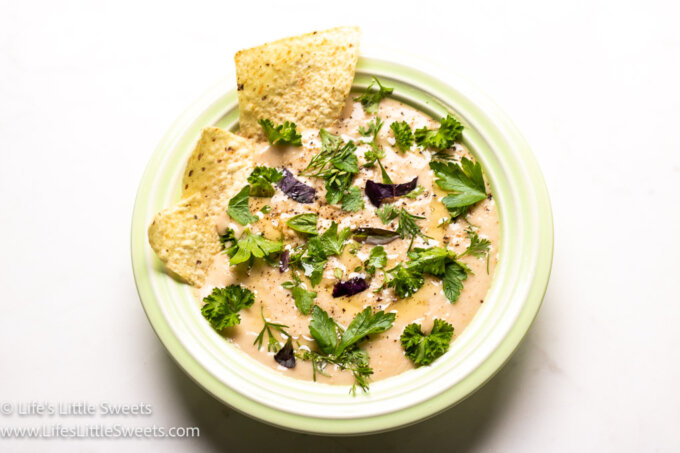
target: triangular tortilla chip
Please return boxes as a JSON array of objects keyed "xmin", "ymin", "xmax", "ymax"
[
  {"xmin": 235, "ymin": 26, "xmax": 360, "ymax": 140},
  {"xmin": 148, "ymin": 127, "xmax": 256, "ymax": 286}
]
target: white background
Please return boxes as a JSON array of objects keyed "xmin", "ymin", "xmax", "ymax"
[{"xmin": 1, "ymin": 0, "xmax": 679, "ymax": 451}]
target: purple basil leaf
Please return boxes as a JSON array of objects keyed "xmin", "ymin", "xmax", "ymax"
[
  {"xmin": 332, "ymin": 277, "xmax": 369, "ymax": 298},
  {"xmin": 279, "ymin": 250, "xmax": 290, "ymax": 273},
  {"xmin": 277, "ymin": 168, "xmax": 316, "ymax": 203},
  {"xmin": 365, "ymin": 177, "xmax": 418, "ymax": 207},
  {"xmin": 274, "ymin": 338, "xmax": 296, "ymax": 368},
  {"xmin": 353, "ymin": 227, "xmax": 400, "ymax": 245}
]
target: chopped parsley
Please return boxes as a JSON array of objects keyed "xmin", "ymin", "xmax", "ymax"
[
  {"xmin": 430, "ymin": 157, "xmax": 487, "ymax": 219},
  {"xmin": 354, "ymin": 77, "xmax": 394, "ymax": 114},
  {"xmin": 224, "ymin": 229, "xmax": 283, "ymax": 266},
  {"xmin": 247, "ymin": 166, "xmax": 283, "ymax": 197},
  {"xmin": 286, "ymin": 213, "xmax": 318, "ymax": 235},
  {"xmin": 385, "ymin": 246, "xmax": 470, "ymax": 303},
  {"xmin": 300, "ymin": 306, "xmax": 395, "ymax": 394},
  {"xmin": 400, "ymin": 319, "xmax": 454, "ymax": 366},
  {"xmin": 201, "ymin": 285, "xmax": 255, "ymax": 330},
  {"xmin": 341, "ymin": 186, "xmax": 364, "ymax": 212},
  {"xmin": 358, "ymin": 117, "xmax": 383, "ymax": 140},
  {"xmin": 281, "ymin": 272, "xmax": 317, "ymax": 315},
  {"xmin": 296, "ymin": 222, "xmax": 351, "ymax": 286},
  {"xmin": 302, "ymin": 130, "xmax": 359, "ymax": 207},
  {"xmin": 227, "ymin": 185, "xmax": 258, "ymax": 225},
  {"xmin": 253, "ymin": 306, "xmax": 290, "ymax": 352},
  {"xmin": 415, "ymin": 114, "xmax": 464, "ymax": 151},
  {"xmin": 390, "ymin": 121, "xmax": 414, "ymax": 152},
  {"xmin": 364, "ymin": 246, "xmax": 387, "ymax": 275},
  {"xmin": 258, "ymin": 119, "xmax": 302, "ymax": 146}
]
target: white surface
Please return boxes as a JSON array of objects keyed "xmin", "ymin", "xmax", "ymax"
[{"xmin": 0, "ymin": 0, "xmax": 678, "ymax": 451}]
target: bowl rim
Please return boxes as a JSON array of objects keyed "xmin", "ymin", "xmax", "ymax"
[{"xmin": 131, "ymin": 50, "xmax": 553, "ymax": 435}]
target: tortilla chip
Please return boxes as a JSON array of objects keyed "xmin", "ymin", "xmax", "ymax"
[
  {"xmin": 148, "ymin": 127, "xmax": 256, "ymax": 286},
  {"xmin": 235, "ymin": 26, "xmax": 360, "ymax": 140},
  {"xmin": 182, "ymin": 127, "xmax": 255, "ymax": 200},
  {"xmin": 148, "ymin": 193, "xmax": 221, "ymax": 287}
]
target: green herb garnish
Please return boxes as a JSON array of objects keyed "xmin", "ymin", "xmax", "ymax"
[
  {"xmin": 415, "ymin": 114, "xmax": 463, "ymax": 151},
  {"xmin": 297, "ymin": 222, "xmax": 351, "ymax": 286},
  {"xmin": 400, "ymin": 319, "xmax": 453, "ymax": 366},
  {"xmin": 403, "ymin": 185, "xmax": 423, "ymax": 199},
  {"xmin": 376, "ymin": 204, "xmax": 399, "ymax": 224},
  {"xmin": 430, "ymin": 157, "xmax": 487, "ymax": 219},
  {"xmin": 385, "ymin": 246, "xmax": 470, "ymax": 303},
  {"xmin": 258, "ymin": 119, "xmax": 302, "ymax": 146},
  {"xmin": 302, "ymin": 130, "xmax": 359, "ymax": 207},
  {"xmin": 300, "ymin": 306, "xmax": 395, "ymax": 394},
  {"xmin": 390, "ymin": 121, "xmax": 414, "ymax": 152},
  {"xmin": 225, "ymin": 229, "xmax": 283, "ymax": 266},
  {"xmin": 341, "ymin": 186, "xmax": 364, "ymax": 212},
  {"xmin": 281, "ymin": 272, "xmax": 317, "ymax": 315},
  {"xmin": 354, "ymin": 77, "xmax": 394, "ymax": 114},
  {"xmin": 364, "ymin": 246, "xmax": 387, "ymax": 275},
  {"xmin": 201, "ymin": 285, "xmax": 255, "ymax": 330},
  {"xmin": 227, "ymin": 185, "xmax": 258, "ymax": 225},
  {"xmin": 286, "ymin": 213, "xmax": 318, "ymax": 235},
  {"xmin": 358, "ymin": 117, "xmax": 383, "ymax": 139},
  {"xmin": 247, "ymin": 166, "xmax": 283, "ymax": 197},
  {"xmin": 254, "ymin": 306, "xmax": 291, "ymax": 352}
]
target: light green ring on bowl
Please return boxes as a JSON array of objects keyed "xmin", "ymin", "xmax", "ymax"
[{"xmin": 131, "ymin": 55, "xmax": 553, "ymax": 435}]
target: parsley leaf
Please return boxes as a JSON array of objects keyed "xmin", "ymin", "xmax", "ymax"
[
  {"xmin": 201, "ymin": 285, "xmax": 255, "ymax": 330},
  {"xmin": 376, "ymin": 204, "xmax": 399, "ymax": 224},
  {"xmin": 258, "ymin": 119, "xmax": 302, "ymax": 146},
  {"xmin": 220, "ymin": 227, "xmax": 237, "ymax": 249},
  {"xmin": 226, "ymin": 229, "xmax": 283, "ymax": 266},
  {"xmin": 364, "ymin": 246, "xmax": 387, "ymax": 275},
  {"xmin": 308, "ymin": 305, "xmax": 338, "ymax": 355},
  {"xmin": 415, "ymin": 114, "xmax": 464, "ymax": 151},
  {"xmin": 442, "ymin": 261, "xmax": 468, "ymax": 303},
  {"xmin": 286, "ymin": 213, "xmax": 318, "ymax": 235},
  {"xmin": 227, "ymin": 185, "xmax": 258, "ymax": 225},
  {"xmin": 303, "ymin": 306, "xmax": 395, "ymax": 394},
  {"xmin": 300, "ymin": 257, "xmax": 326, "ymax": 287},
  {"xmin": 400, "ymin": 319, "xmax": 454, "ymax": 366},
  {"xmin": 363, "ymin": 144, "xmax": 385, "ymax": 168},
  {"xmin": 390, "ymin": 121, "xmax": 414, "ymax": 152},
  {"xmin": 430, "ymin": 157, "xmax": 487, "ymax": 218},
  {"xmin": 336, "ymin": 307, "xmax": 395, "ymax": 355},
  {"xmin": 297, "ymin": 222, "xmax": 351, "ymax": 287},
  {"xmin": 386, "ymin": 246, "xmax": 470, "ymax": 302},
  {"xmin": 282, "ymin": 272, "xmax": 317, "ymax": 315},
  {"xmin": 247, "ymin": 166, "xmax": 283, "ymax": 197},
  {"xmin": 406, "ymin": 247, "xmax": 455, "ymax": 276},
  {"xmin": 341, "ymin": 186, "xmax": 364, "ymax": 212},
  {"xmin": 308, "ymin": 222, "xmax": 351, "ymax": 259},
  {"xmin": 355, "ymin": 77, "xmax": 394, "ymax": 114},
  {"xmin": 386, "ymin": 264, "xmax": 425, "ymax": 298},
  {"xmin": 358, "ymin": 117, "xmax": 383, "ymax": 140}
]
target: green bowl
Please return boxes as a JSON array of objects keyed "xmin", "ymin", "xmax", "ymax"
[{"xmin": 131, "ymin": 54, "xmax": 553, "ymax": 435}]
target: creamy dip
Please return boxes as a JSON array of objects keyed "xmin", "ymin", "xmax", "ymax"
[{"xmin": 198, "ymin": 97, "xmax": 499, "ymax": 386}]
